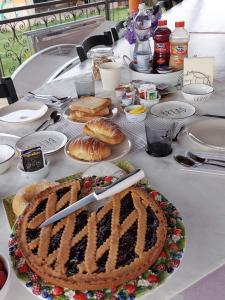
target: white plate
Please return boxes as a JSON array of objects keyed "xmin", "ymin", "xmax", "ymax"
[
  {"xmin": 188, "ymin": 119, "xmax": 225, "ymax": 149},
  {"xmin": 16, "ymin": 131, "xmax": 67, "ymax": 155},
  {"xmin": 0, "ymin": 133, "xmax": 20, "ymax": 148},
  {"xmin": 150, "ymin": 100, "xmax": 195, "ymax": 119},
  {"xmin": 0, "ymin": 101, "xmax": 48, "ymax": 123},
  {"xmin": 65, "ymin": 135, "xmax": 132, "ymax": 164},
  {"xmin": 63, "ymin": 106, "xmax": 118, "ymax": 124}
]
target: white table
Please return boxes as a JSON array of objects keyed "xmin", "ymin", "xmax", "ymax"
[{"xmin": 1, "ymin": 41, "xmax": 225, "ymax": 300}]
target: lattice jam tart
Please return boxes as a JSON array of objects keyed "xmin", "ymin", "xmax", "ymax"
[{"xmin": 16, "ymin": 180, "xmax": 167, "ymax": 290}]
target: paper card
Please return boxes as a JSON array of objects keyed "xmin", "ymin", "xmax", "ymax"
[{"xmin": 183, "ymin": 57, "xmax": 214, "ymax": 86}]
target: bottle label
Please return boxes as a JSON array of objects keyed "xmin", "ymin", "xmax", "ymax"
[
  {"xmin": 171, "ymin": 43, "xmax": 188, "ymax": 56},
  {"xmin": 154, "ymin": 42, "xmax": 170, "ymax": 54}
]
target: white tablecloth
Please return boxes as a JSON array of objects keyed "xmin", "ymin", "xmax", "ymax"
[{"xmin": 1, "ymin": 39, "xmax": 225, "ymax": 300}]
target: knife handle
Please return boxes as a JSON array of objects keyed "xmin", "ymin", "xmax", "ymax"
[{"xmin": 95, "ymin": 169, "xmax": 145, "ymax": 200}]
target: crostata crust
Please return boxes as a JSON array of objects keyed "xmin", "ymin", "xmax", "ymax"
[{"xmin": 16, "ymin": 180, "xmax": 167, "ymax": 290}]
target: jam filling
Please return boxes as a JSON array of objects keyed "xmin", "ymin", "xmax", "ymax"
[
  {"xmin": 56, "ymin": 186, "xmax": 71, "ymax": 201},
  {"xmin": 97, "ymin": 210, "xmax": 112, "ymax": 248},
  {"xmin": 144, "ymin": 207, "xmax": 159, "ymax": 251},
  {"xmin": 48, "ymin": 226, "xmax": 65, "ymax": 255},
  {"xmin": 28, "ymin": 198, "xmax": 48, "ymax": 222},
  {"xmin": 116, "ymin": 221, "xmax": 138, "ymax": 268},
  {"xmin": 73, "ymin": 210, "xmax": 89, "ymax": 236},
  {"xmin": 96, "ymin": 250, "xmax": 109, "ymax": 273},
  {"xmin": 66, "ymin": 236, "xmax": 87, "ymax": 276},
  {"xmin": 119, "ymin": 192, "xmax": 135, "ymax": 224},
  {"xmin": 31, "ymin": 247, "xmax": 38, "ymax": 255},
  {"xmin": 26, "ymin": 228, "xmax": 41, "ymax": 243}
]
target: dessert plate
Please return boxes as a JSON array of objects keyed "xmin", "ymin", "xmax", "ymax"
[
  {"xmin": 65, "ymin": 135, "xmax": 132, "ymax": 164},
  {"xmin": 9, "ymin": 176, "xmax": 185, "ymax": 300},
  {"xmin": 150, "ymin": 101, "xmax": 195, "ymax": 119},
  {"xmin": 0, "ymin": 133, "xmax": 20, "ymax": 148},
  {"xmin": 188, "ymin": 119, "xmax": 225, "ymax": 149},
  {"xmin": 63, "ymin": 106, "xmax": 118, "ymax": 124},
  {"xmin": 0, "ymin": 102, "xmax": 48, "ymax": 123},
  {"xmin": 16, "ymin": 131, "xmax": 67, "ymax": 155}
]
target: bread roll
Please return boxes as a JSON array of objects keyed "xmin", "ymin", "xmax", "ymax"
[
  {"xmin": 68, "ymin": 136, "xmax": 111, "ymax": 161},
  {"xmin": 83, "ymin": 118, "xmax": 124, "ymax": 145},
  {"xmin": 12, "ymin": 181, "xmax": 58, "ymax": 216}
]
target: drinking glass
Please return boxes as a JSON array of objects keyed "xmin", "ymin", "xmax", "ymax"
[
  {"xmin": 145, "ymin": 117, "xmax": 175, "ymax": 157},
  {"xmin": 75, "ymin": 73, "xmax": 95, "ymax": 98}
]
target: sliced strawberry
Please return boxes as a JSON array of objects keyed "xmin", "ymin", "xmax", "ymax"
[
  {"xmin": 52, "ymin": 286, "xmax": 64, "ymax": 296},
  {"xmin": 18, "ymin": 263, "xmax": 29, "ymax": 273},
  {"xmin": 147, "ymin": 274, "xmax": 159, "ymax": 283},
  {"xmin": 104, "ymin": 176, "xmax": 113, "ymax": 182},
  {"xmin": 14, "ymin": 248, "xmax": 23, "ymax": 258},
  {"xmin": 73, "ymin": 293, "xmax": 87, "ymax": 300},
  {"xmin": 124, "ymin": 284, "xmax": 136, "ymax": 294}
]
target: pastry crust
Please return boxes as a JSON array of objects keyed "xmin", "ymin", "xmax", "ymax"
[
  {"xmin": 68, "ymin": 136, "xmax": 111, "ymax": 161},
  {"xmin": 16, "ymin": 183, "xmax": 167, "ymax": 290},
  {"xmin": 83, "ymin": 118, "xmax": 124, "ymax": 145}
]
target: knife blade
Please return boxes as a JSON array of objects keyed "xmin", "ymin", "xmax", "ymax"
[{"xmin": 39, "ymin": 168, "xmax": 145, "ymax": 228}]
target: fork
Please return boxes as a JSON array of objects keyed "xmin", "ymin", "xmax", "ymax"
[{"xmin": 28, "ymin": 91, "xmax": 69, "ymax": 102}]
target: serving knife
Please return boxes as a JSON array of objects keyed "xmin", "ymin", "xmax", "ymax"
[{"xmin": 39, "ymin": 168, "xmax": 145, "ymax": 228}]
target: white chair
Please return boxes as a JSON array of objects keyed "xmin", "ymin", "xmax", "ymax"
[{"xmin": 11, "ymin": 44, "xmax": 79, "ymax": 98}]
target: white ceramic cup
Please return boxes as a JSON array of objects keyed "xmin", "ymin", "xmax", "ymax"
[{"xmin": 99, "ymin": 62, "xmax": 122, "ymax": 91}]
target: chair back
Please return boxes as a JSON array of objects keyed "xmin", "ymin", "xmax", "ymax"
[
  {"xmin": 76, "ymin": 31, "xmax": 113, "ymax": 62},
  {"xmin": 111, "ymin": 20, "xmax": 125, "ymax": 42},
  {"xmin": 0, "ymin": 77, "xmax": 18, "ymax": 104}
]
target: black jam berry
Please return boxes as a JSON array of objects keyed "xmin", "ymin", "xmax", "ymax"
[
  {"xmin": 56, "ymin": 186, "xmax": 71, "ymax": 201},
  {"xmin": 31, "ymin": 247, "xmax": 38, "ymax": 255},
  {"xmin": 69, "ymin": 236, "xmax": 87, "ymax": 264},
  {"xmin": 73, "ymin": 211, "xmax": 88, "ymax": 236},
  {"xmin": 96, "ymin": 250, "xmax": 109, "ymax": 273},
  {"xmin": 119, "ymin": 192, "xmax": 135, "ymax": 224},
  {"xmin": 26, "ymin": 228, "xmax": 41, "ymax": 243},
  {"xmin": 97, "ymin": 210, "xmax": 112, "ymax": 248},
  {"xmin": 66, "ymin": 236, "xmax": 87, "ymax": 276},
  {"xmin": 144, "ymin": 207, "xmax": 159, "ymax": 251},
  {"xmin": 48, "ymin": 227, "xmax": 64, "ymax": 255},
  {"xmin": 116, "ymin": 221, "xmax": 138, "ymax": 268},
  {"xmin": 28, "ymin": 199, "xmax": 48, "ymax": 222}
]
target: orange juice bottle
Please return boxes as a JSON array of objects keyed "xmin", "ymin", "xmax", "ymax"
[{"xmin": 169, "ymin": 21, "xmax": 189, "ymax": 71}]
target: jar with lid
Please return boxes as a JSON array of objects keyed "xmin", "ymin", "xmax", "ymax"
[{"xmin": 90, "ymin": 47, "xmax": 114, "ymax": 81}]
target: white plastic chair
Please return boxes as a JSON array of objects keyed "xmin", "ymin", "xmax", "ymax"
[{"xmin": 11, "ymin": 44, "xmax": 79, "ymax": 98}]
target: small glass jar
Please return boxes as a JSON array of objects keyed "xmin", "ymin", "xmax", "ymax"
[{"xmin": 90, "ymin": 47, "xmax": 114, "ymax": 81}]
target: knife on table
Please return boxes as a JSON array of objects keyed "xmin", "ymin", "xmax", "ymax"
[{"xmin": 39, "ymin": 168, "xmax": 145, "ymax": 228}]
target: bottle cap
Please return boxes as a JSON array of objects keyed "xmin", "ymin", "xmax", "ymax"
[
  {"xmin": 175, "ymin": 21, "xmax": 185, "ymax": 27},
  {"xmin": 158, "ymin": 20, "xmax": 167, "ymax": 26}
]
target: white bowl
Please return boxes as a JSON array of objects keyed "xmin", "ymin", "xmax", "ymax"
[
  {"xmin": 0, "ymin": 253, "xmax": 11, "ymax": 300},
  {"xmin": 17, "ymin": 159, "xmax": 50, "ymax": 183},
  {"xmin": 121, "ymin": 98, "xmax": 133, "ymax": 106},
  {"xmin": 124, "ymin": 105, "xmax": 147, "ymax": 122},
  {"xmin": 0, "ymin": 145, "xmax": 15, "ymax": 174},
  {"xmin": 139, "ymin": 95, "xmax": 161, "ymax": 108},
  {"xmin": 182, "ymin": 84, "xmax": 214, "ymax": 103}
]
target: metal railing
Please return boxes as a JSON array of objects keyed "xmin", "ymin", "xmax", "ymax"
[{"xmin": 0, "ymin": 0, "xmax": 128, "ymax": 76}]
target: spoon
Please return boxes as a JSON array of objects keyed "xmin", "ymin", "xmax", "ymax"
[
  {"xmin": 187, "ymin": 152, "xmax": 225, "ymax": 164},
  {"xmin": 43, "ymin": 114, "xmax": 61, "ymax": 130},
  {"xmin": 35, "ymin": 110, "xmax": 59, "ymax": 132},
  {"xmin": 174, "ymin": 155, "xmax": 225, "ymax": 169}
]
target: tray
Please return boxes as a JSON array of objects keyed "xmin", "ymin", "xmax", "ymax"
[{"xmin": 7, "ymin": 166, "xmax": 185, "ymax": 300}]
